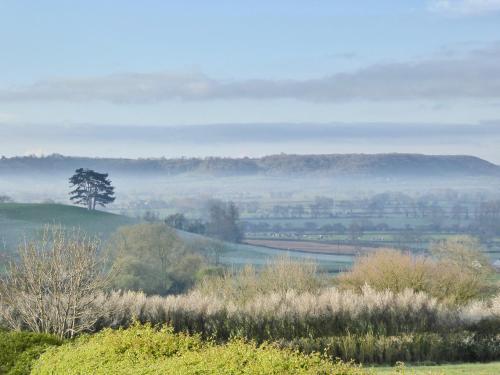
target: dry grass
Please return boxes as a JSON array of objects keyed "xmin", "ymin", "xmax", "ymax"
[{"xmin": 89, "ymin": 286, "xmax": 500, "ymax": 340}]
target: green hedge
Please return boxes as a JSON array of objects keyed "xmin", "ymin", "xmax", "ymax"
[
  {"xmin": 32, "ymin": 323, "xmax": 368, "ymax": 375},
  {"xmin": 282, "ymin": 332, "xmax": 500, "ymax": 364},
  {"xmin": 0, "ymin": 330, "xmax": 62, "ymax": 375}
]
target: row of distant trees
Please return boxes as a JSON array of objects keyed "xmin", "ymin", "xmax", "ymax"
[
  {"xmin": 162, "ymin": 200, "xmax": 242, "ymax": 243},
  {"xmin": 265, "ymin": 201, "xmax": 483, "ymax": 220}
]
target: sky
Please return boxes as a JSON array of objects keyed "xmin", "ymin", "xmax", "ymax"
[{"xmin": 0, "ymin": 1, "xmax": 500, "ymax": 159}]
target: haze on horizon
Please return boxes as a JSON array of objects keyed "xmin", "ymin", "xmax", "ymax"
[
  {"xmin": 1, "ymin": 1, "xmax": 500, "ymax": 161},
  {"xmin": 1, "ymin": 122, "xmax": 500, "ymax": 164}
]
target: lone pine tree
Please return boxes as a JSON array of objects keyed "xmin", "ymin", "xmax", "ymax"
[{"xmin": 69, "ymin": 168, "xmax": 115, "ymax": 210}]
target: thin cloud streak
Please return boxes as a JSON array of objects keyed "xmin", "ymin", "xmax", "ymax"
[
  {"xmin": 429, "ymin": 0, "xmax": 500, "ymax": 15},
  {"xmin": 0, "ymin": 44, "xmax": 499, "ymax": 104}
]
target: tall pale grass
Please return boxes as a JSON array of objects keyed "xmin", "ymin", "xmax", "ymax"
[
  {"xmin": 2, "ymin": 286, "xmax": 499, "ymax": 363},
  {"xmin": 196, "ymin": 256, "xmax": 324, "ymax": 302},
  {"xmin": 90, "ymin": 286, "xmax": 500, "ymax": 340}
]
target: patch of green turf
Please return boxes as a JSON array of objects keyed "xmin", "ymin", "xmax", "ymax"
[
  {"xmin": 0, "ymin": 203, "xmax": 136, "ymax": 252},
  {"xmin": 372, "ymin": 362, "xmax": 500, "ymax": 375}
]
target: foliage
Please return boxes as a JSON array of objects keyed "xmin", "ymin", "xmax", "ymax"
[
  {"xmin": 197, "ymin": 256, "xmax": 324, "ymax": 302},
  {"xmin": 430, "ymin": 236, "xmax": 494, "ymax": 279},
  {"xmin": 164, "ymin": 213, "xmax": 206, "ymax": 234},
  {"xmin": 0, "ymin": 330, "xmax": 62, "ymax": 375},
  {"xmin": 283, "ymin": 331, "xmax": 500, "ymax": 364},
  {"xmin": 69, "ymin": 168, "xmax": 115, "ymax": 210},
  {"xmin": 338, "ymin": 247, "xmax": 495, "ymax": 305},
  {"xmin": 0, "ymin": 226, "xmax": 111, "ymax": 338},
  {"xmin": 31, "ymin": 323, "xmax": 368, "ymax": 375},
  {"xmin": 106, "ymin": 223, "xmax": 207, "ymax": 295},
  {"xmin": 205, "ymin": 199, "xmax": 243, "ymax": 242}
]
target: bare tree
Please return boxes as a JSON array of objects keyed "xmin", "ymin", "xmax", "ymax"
[{"xmin": 0, "ymin": 226, "xmax": 111, "ymax": 338}]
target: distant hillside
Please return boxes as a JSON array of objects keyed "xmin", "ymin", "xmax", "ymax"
[
  {"xmin": 1, "ymin": 153, "xmax": 499, "ymax": 177},
  {"xmin": 0, "ymin": 203, "xmax": 350, "ymax": 271},
  {"xmin": 0, "ymin": 203, "xmax": 136, "ymax": 252}
]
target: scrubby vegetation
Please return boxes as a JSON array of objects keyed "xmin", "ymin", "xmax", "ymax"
[
  {"xmin": 196, "ymin": 256, "xmax": 323, "ymax": 302},
  {"xmin": 338, "ymin": 240, "xmax": 496, "ymax": 305},
  {"xmin": 0, "ymin": 330, "xmax": 62, "ymax": 375},
  {"xmin": 0, "ymin": 226, "xmax": 110, "ymax": 339},
  {"xmin": 95, "ymin": 287, "xmax": 452, "ymax": 338},
  {"xmin": 31, "ymin": 323, "xmax": 367, "ymax": 375},
  {"xmin": 283, "ymin": 332, "xmax": 500, "ymax": 364},
  {"xmin": 106, "ymin": 223, "xmax": 209, "ymax": 295},
  {"xmin": 1, "ymin": 224, "xmax": 499, "ymax": 372}
]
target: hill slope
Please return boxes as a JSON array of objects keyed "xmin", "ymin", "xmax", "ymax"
[
  {"xmin": 0, "ymin": 203, "xmax": 136, "ymax": 252},
  {"xmin": 0, "ymin": 203, "xmax": 350, "ymax": 271},
  {"xmin": 0, "ymin": 153, "xmax": 498, "ymax": 177}
]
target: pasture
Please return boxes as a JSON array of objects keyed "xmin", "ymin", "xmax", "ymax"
[{"xmin": 0, "ymin": 203, "xmax": 136, "ymax": 252}]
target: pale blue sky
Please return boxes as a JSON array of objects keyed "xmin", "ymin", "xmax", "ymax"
[{"xmin": 0, "ymin": 1, "xmax": 500, "ymax": 157}]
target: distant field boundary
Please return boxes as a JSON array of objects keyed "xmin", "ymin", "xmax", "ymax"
[{"xmin": 242, "ymin": 239, "xmax": 378, "ymax": 255}]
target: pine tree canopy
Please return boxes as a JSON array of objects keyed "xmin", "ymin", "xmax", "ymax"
[{"xmin": 69, "ymin": 168, "xmax": 115, "ymax": 210}]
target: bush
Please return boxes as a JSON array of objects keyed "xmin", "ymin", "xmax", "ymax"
[
  {"xmin": 338, "ymin": 247, "xmax": 495, "ymax": 304},
  {"xmin": 0, "ymin": 226, "xmax": 110, "ymax": 338},
  {"xmin": 32, "ymin": 323, "xmax": 368, "ymax": 375},
  {"xmin": 197, "ymin": 256, "xmax": 324, "ymax": 302},
  {"xmin": 0, "ymin": 330, "xmax": 62, "ymax": 375},
  {"xmin": 106, "ymin": 223, "xmax": 207, "ymax": 295}
]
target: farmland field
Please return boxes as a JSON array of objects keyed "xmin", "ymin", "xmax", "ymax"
[
  {"xmin": 244, "ymin": 238, "xmax": 374, "ymax": 255},
  {"xmin": 178, "ymin": 230, "xmax": 355, "ymax": 271},
  {"xmin": 0, "ymin": 203, "xmax": 353, "ymax": 271}
]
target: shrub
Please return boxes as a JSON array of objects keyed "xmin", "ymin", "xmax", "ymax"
[
  {"xmin": 0, "ymin": 226, "xmax": 110, "ymax": 338},
  {"xmin": 106, "ymin": 223, "xmax": 206, "ymax": 295},
  {"xmin": 0, "ymin": 330, "xmax": 62, "ymax": 375},
  {"xmin": 338, "ymin": 247, "xmax": 495, "ymax": 304},
  {"xmin": 197, "ymin": 256, "xmax": 324, "ymax": 302},
  {"xmin": 32, "ymin": 323, "xmax": 368, "ymax": 375}
]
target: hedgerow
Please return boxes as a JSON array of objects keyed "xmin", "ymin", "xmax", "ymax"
[
  {"xmin": 0, "ymin": 330, "xmax": 62, "ymax": 375},
  {"xmin": 281, "ymin": 331, "xmax": 500, "ymax": 364},
  {"xmin": 31, "ymin": 323, "xmax": 368, "ymax": 375}
]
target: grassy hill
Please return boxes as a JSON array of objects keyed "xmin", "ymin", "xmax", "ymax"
[
  {"xmin": 0, "ymin": 203, "xmax": 350, "ymax": 271},
  {"xmin": 0, "ymin": 203, "xmax": 136, "ymax": 252}
]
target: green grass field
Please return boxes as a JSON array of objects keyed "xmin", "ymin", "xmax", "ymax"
[
  {"xmin": 373, "ymin": 362, "xmax": 500, "ymax": 374},
  {"xmin": 0, "ymin": 203, "xmax": 136, "ymax": 252},
  {"xmin": 0, "ymin": 203, "xmax": 350, "ymax": 270}
]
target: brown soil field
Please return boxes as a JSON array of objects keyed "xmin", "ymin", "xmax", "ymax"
[{"xmin": 243, "ymin": 239, "xmax": 377, "ymax": 255}]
